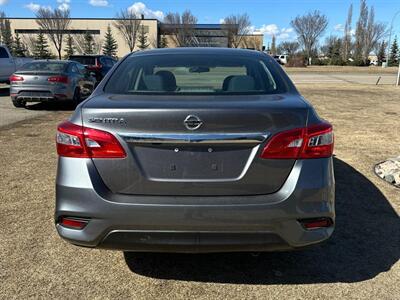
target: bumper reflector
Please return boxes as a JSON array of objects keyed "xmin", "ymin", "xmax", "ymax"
[
  {"xmin": 59, "ymin": 217, "xmax": 89, "ymax": 230},
  {"xmin": 299, "ymin": 218, "xmax": 333, "ymax": 230}
]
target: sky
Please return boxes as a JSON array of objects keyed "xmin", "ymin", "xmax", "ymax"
[{"xmin": 1, "ymin": 0, "xmax": 400, "ymax": 46}]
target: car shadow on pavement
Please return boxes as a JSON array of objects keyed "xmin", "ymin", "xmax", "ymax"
[
  {"xmin": 0, "ymin": 86, "xmax": 10, "ymax": 96},
  {"xmin": 124, "ymin": 158, "xmax": 400, "ymax": 284}
]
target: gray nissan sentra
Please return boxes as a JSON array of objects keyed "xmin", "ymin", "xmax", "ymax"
[
  {"xmin": 10, "ymin": 60, "xmax": 95, "ymax": 108},
  {"xmin": 55, "ymin": 48, "xmax": 335, "ymax": 253}
]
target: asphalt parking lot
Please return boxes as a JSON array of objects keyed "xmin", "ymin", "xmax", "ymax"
[
  {"xmin": 0, "ymin": 82, "xmax": 399, "ymax": 299},
  {"xmin": 0, "ymin": 85, "xmax": 76, "ymax": 128}
]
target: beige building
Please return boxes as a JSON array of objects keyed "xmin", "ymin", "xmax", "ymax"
[{"xmin": 8, "ymin": 17, "xmax": 263, "ymax": 58}]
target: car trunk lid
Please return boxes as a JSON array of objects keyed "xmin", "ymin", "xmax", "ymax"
[
  {"xmin": 14, "ymin": 71, "xmax": 65, "ymax": 86},
  {"xmin": 81, "ymin": 93, "xmax": 308, "ymax": 196}
]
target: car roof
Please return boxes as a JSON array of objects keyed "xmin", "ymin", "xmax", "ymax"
[
  {"xmin": 69, "ymin": 55, "xmax": 107, "ymax": 57},
  {"xmin": 130, "ymin": 47, "xmax": 267, "ymax": 58},
  {"xmin": 28, "ymin": 60, "xmax": 70, "ymax": 64}
]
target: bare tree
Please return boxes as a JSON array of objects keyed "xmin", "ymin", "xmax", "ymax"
[
  {"xmin": 22, "ymin": 34, "xmax": 37, "ymax": 56},
  {"xmin": 222, "ymin": 13, "xmax": 251, "ymax": 48},
  {"xmin": 163, "ymin": 10, "xmax": 197, "ymax": 47},
  {"xmin": 277, "ymin": 41, "xmax": 300, "ymax": 55},
  {"xmin": 73, "ymin": 34, "xmax": 102, "ymax": 55},
  {"xmin": 363, "ymin": 7, "xmax": 386, "ymax": 64},
  {"xmin": 114, "ymin": 9, "xmax": 141, "ymax": 52},
  {"xmin": 354, "ymin": 0, "xmax": 368, "ymax": 63},
  {"xmin": 354, "ymin": 0, "xmax": 386, "ymax": 65},
  {"xmin": 241, "ymin": 35, "xmax": 260, "ymax": 49},
  {"xmin": 270, "ymin": 35, "xmax": 277, "ymax": 55},
  {"xmin": 35, "ymin": 8, "xmax": 71, "ymax": 59},
  {"xmin": 290, "ymin": 10, "xmax": 328, "ymax": 62},
  {"xmin": 342, "ymin": 4, "xmax": 353, "ymax": 61}
]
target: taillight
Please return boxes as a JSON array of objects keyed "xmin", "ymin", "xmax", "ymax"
[
  {"xmin": 87, "ymin": 64, "xmax": 102, "ymax": 71},
  {"xmin": 56, "ymin": 121, "xmax": 126, "ymax": 158},
  {"xmin": 301, "ymin": 123, "xmax": 334, "ymax": 158},
  {"xmin": 9, "ymin": 75, "xmax": 24, "ymax": 82},
  {"xmin": 261, "ymin": 122, "xmax": 333, "ymax": 159},
  {"xmin": 48, "ymin": 76, "xmax": 69, "ymax": 84}
]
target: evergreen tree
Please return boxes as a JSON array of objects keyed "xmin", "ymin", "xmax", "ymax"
[
  {"xmin": 64, "ymin": 34, "xmax": 75, "ymax": 59},
  {"xmin": 270, "ymin": 35, "xmax": 277, "ymax": 55},
  {"xmin": 137, "ymin": 25, "xmax": 149, "ymax": 50},
  {"xmin": 376, "ymin": 40, "xmax": 386, "ymax": 66},
  {"xmin": 1, "ymin": 18, "xmax": 13, "ymax": 50},
  {"xmin": 83, "ymin": 31, "xmax": 94, "ymax": 54},
  {"xmin": 158, "ymin": 34, "xmax": 168, "ymax": 48},
  {"xmin": 324, "ymin": 36, "xmax": 344, "ymax": 65},
  {"xmin": 33, "ymin": 32, "xmax": 52, "ymax": 59},
  {"xmin": 102, "ymin": 25, "xmax": 118, "ymax": 57},
  {"xmin": 13, "ymin": 32, "xmax": 26, "ymax": 57},
  {"xmin": 0, "ymin": 11, "xmax": 6, "ymax": 44},
  {"xmin": 389, "ymin": 36, "xmax": 399, "ymax": 66}
]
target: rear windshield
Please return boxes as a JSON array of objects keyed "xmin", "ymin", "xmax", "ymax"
[
  {"xmin": 104, "ymin": 54, "xmax": 287, "ymax": 95},
  {"xmin": 19, "ymin": 62, "xmax": 66, "ymax": 72},
  {"xmin": 69, "ymin": 56, "xmax": 96, "ymax": 65}
]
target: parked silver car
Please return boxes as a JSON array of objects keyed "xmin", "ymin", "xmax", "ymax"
[
  {"xmin": 10, "ymin": 60, "xmax": 96, "ymax": 108},
  {"xmin": 0, "ymin": 45, "xmax": 33, "ymax": 83},
  {"xmin": 55, "ymin": 48, "xmax": 335, "ymax": 253}
]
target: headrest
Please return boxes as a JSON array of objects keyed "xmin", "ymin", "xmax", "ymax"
[
  {"xmin": 222, "ymin": 75, "xmax": 235, "ymax": 91},
  {"xmin": 155, "ymin": 70, "xmax": 177, "ymax": 91},
  {"xmin": 227, "ymin": 75, "xmax": 255, "ymax": 92},
  {"xmin": 143, "ymin": 75, "xmax": 164, "ymax": 91}
]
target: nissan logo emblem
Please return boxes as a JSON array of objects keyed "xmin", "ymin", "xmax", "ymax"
[{"xmin": 183, "ymin": 115, "xmax": 202, "ymax": 130}]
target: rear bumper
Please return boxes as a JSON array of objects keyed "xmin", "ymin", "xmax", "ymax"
[
  {"xmin": 55, "ymin": 157, "xmax": 335, "ymax": 252},
  {"xmin": 10, "ymin": 85, "xmax": 73, "ymax": 102}
]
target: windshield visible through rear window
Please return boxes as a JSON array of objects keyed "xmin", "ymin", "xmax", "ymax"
[
  {"xmin": 104, "ymin": 54, "xmax": 287, "ymax": 95},
  {"xmin": 20, "ymin": 62, "xmax": 66, "ymax": 72},
  {"xmin": 69, "ymin": 56, "xmax": 96, "ymax": 65}
]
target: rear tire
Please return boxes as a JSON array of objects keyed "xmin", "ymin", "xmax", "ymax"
[
  {"xmin": 12, "ymin": 98, "xmax": 25, "ymax": 108},
  {"xmin": 72, "ymin": 88, "xmax": 81, "ymax": 105}
]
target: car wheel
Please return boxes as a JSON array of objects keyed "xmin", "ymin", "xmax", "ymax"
[
  {"xmin": 12, "ymin": 98, "xmax": 25, "ymax": 108},
  {"xmin": 73, "ymin": 88, "xmax": 81, "ymax": 105}
]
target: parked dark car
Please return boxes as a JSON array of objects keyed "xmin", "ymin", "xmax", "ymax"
[
  {"xmin": 55, "ymin": 48, "xmax": 335, "ymax": 253},
  {"xmin": 10, "ymin": 60, "xmax": 96, "ymax": 108},
  {"xmin": 68, "ymin": 55, "xmax": 117, "ymax": 83}
]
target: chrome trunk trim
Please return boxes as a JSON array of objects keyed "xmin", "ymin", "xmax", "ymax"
[{"xmin": 120, "ymin": 132, "xmax": 269, "ymax": 145}]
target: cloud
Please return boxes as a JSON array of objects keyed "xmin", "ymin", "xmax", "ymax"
[
  {"xmin": 25, "ymin": 0, "xmax": 69, "ymax": 12},
  {"xmin": 334, "ymin": 24, "xmax": 344, "ymax": 32},
  {"xmin": 334, "ymin": 23, "xmax": 355, "ymax": 36},
  {"xmin": 128, "ymin": 2, "xmax": 164, "ymax": 20},
  {"xmin": 57, "ymin": 0, "xmax": 70, "ymax": 11},
  {"xmin": 89, "ymin": 0, "xmax": 108, "ymax": 7},
  {"xmin": 25, "ymin": 2, "xmax": 41, "ymax": 11},
  {"xmin": 0, "ymin": 0, "xmax": 8, "ymax": 5},
  {"xmin": 25, "ymin": 2, "xmax": 51, "ymax": 12},
  {"xmin": 252, "ymin": 24, "xmax": 294, "ymax": 40}
]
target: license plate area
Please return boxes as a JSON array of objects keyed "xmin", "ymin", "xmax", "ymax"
[{"xmin": 131, "ymin": 145, "xmax": 254, "ymax": 181}]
